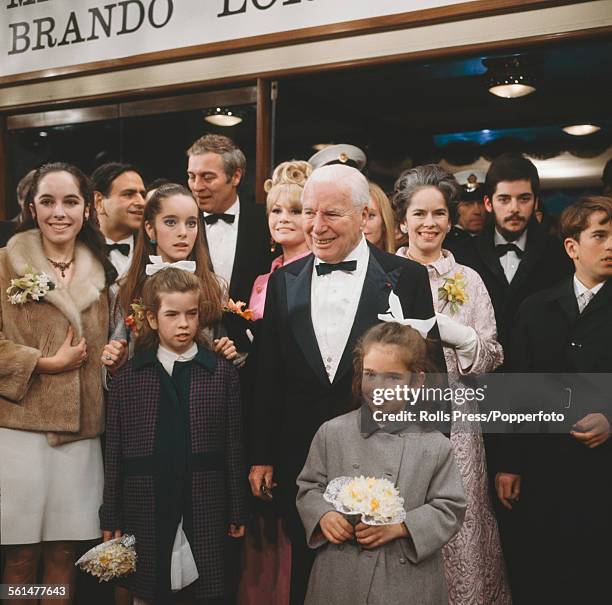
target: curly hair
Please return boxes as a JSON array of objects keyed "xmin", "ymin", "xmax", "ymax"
[{"xmin": 264, "ymin": 160, "xmax": 312, "ymax": 213}]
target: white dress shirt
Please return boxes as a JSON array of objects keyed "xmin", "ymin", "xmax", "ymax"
[
  {"xmin": 203, "ymin": 197, "xmax": 239, "ymax": 289},
  {"xmin": 573, "ymin": 275, "xmax": 605, "ymax": 313},
  {"xmin": 105, "ymin": 235, "xmax": 134, "ymax": 279},
  {"xmin": 494, "ymin": 229, "xmax": 527, "ymax": 283},
  {"xmin": 311, "ymin": 236, "xmax": 369, "ymax": 382},
  {"xmin": 156, "ymin": 342, "xmax": 199, "ymax": 592}
]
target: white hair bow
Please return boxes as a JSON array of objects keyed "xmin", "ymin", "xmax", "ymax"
[
  {"xmin": 145, "ymin": 255, "xmax": 196, "ymax": 276},
  {"xmin": 378, "ymin": 290, "xmax": 436, "ymax": 339}
]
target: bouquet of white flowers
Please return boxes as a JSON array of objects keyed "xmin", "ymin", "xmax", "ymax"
[
  {"xmin": 6, "ymin": 267, "xmax": 54, "ymax": 305},
  {"xmin": 324, "ymin": 475, "xmax": 406, "ymax": 525},
  {"xmin": 75, "ymin": 535, "xmax": 137, "ymax": 582}
]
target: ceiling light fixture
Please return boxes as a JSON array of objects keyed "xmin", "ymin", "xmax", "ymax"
[
  {"xmin": 562, "ymin": 124, "xmax": 601, "ymax": 136},
  {"xmin": 204, "ymin": 107, "xmax": 243, "ymax": 127},
  {"xmin": 483, "ymin": 57, "xmax": 536, "ymax": 99}
]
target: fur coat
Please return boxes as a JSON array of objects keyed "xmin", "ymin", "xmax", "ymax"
[{"xmin": 0, "ymin": 229, "xmax": 108, "ymax": 446}]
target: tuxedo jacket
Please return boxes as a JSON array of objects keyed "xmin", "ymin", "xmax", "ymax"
[
  {"xmin": 497, "ymin": 278, "xmax": 611, "ymax": 529},
  {"xmin": 201, "ymin": 198, "xmax": 273, "ymax": 304},
  {"xmin": 201, "ymin": 199, "xmax": 274, "ymax": 350},
  {"xmin": 249, "ymin": 244, "xmax": 444, "ymax": 514},
  {"xmin": 454, "ymin": 219, "xmax": 572, "ymax": 349}
]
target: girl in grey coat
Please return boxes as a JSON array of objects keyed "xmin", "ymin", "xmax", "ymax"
[{"xmin": 297, "ymin": 322, "xmax": 466, "ymax": 604}]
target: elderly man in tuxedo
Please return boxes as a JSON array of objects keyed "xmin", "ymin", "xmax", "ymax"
[{"xmin": 248, "ymin": 164, "xmax": 444, "ymax": 604}]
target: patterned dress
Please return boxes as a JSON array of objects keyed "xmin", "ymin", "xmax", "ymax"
[{"xmin": 397, "ymin": 248, "xmax": 512, "ymax": 605}]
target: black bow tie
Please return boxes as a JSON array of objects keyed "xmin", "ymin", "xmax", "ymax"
[
  {"xmin": 495, "ymin": 243, "xmax": 524, "ymax": 258},
  {"xmin": 204, "ymin": 213, "xmax": 235, "ymax": 225},
  {"xmin": 106, "ymin": 242, "xmax": 131, "ymax": 257},
  {"xmin": 315, "ymin": 260, "xmax": 357, "ymax": 276}
]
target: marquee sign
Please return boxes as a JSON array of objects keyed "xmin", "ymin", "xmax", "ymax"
[{"xmin": 1, "ymin": 0, "xmax": 477, "ymax": 79}]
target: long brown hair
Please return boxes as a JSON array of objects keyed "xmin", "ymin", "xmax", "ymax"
[
  {"xmin": 135, "ymin": 268, "xmax": 213, "ymax": 352},
  {"xmin": 16, "ymin": 162, "xmax": 117, "ymax": 286},
  {"xmin": 118, "ymin": 183, "xmax": 224, "ymax": 324},
  {"xmin": 351, "ymin": 321, "xmax": 438, "ymax": 410}
]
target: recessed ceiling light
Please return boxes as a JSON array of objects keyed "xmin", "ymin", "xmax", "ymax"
[
  {"xmin": 204, "ymin": 107, "xmax": 242, "ymax": 127},
  {"xmin": 562, "ymin": 124, "xmax": 601, "ymax": 136},
  {"xmin": 39, "ymin": 131, "xmax": 48, "ymax": 137}
]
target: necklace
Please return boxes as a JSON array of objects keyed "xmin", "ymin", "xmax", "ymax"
[{"xmin": 47, "ymin": 257, "xmax": 74, "ymax": 278}]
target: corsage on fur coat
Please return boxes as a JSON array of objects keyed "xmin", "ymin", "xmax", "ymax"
[{"xmin": 0, "ymin": 229, "xmax": 108, "ymax": 446}]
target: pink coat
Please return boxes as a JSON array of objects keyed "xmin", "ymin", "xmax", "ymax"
[{"xmin": 248, "ymin": 250, "xmax": 311, "ymax": 320}]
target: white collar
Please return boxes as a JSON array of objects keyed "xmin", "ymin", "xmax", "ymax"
[
  {"xmin": 573, "ymin": 275, "xmax": 606, "ymax": 298},
  {"xmin": 202, "ymin": 196, "xmax": 240, "ymax": 217},
  {"xmin": 157, "ymin": 342, "xmax": 198, "ymax": 375},
  {"xmin": 494, "ymin": 228, "xmax": 527, "ymax": 251},
  {"xmin": 105, "ymin": 234, "xmax": 134, "ymax": 246},
  {"xmin": 314, "ymin": 234, "xmax": 369, "ymax": 268}
]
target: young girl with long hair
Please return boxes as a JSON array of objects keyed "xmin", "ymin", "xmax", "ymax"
[{"xmin": 102, "ymin": 183, "xmax": 235, "ymax": 374}]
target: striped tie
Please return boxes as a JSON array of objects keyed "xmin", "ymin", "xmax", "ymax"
[{"xmin": 578, "ymin": 290, "xmax": 594, "ymax": 313}]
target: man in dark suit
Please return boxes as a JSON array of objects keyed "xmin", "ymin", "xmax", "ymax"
[
  {"xmin": 187, "ymin": 134, "xmax": 272, "ymax": 349},
  {"xmin": 248, "ymin": 165, "xmax": 444, "ymax": 604},
  {"xmin": 454, "ymin": 153, "xmax": 572, "ymax": 349},
  {"xmin": 454, "ymin": 154, "xmax": 573, "ymax": 593},
  {"xmin": 495, "ymin": 196, "xmax": 612, "ymax": 604}
]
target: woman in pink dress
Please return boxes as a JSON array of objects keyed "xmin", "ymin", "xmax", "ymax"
[
  {"xmin": 240, "ymin": 161, "xmax": 312, "ymax": 604},
  {"xmin": 394, "ymin": 164, "xmax": 512, "ymax": 605}
]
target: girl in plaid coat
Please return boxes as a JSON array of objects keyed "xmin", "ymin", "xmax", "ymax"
[{"xmin": 100, "ymin": 268, "xmax": 249, "ymax": 605}]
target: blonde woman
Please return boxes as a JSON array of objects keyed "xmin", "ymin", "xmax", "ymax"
[
  {"xmin": 248, "ymin": 161, "xmax": 312, "ymax": 320},
  {"xmin": 364, "ymin": 181, "xmax": 396, "ymax": 253}
]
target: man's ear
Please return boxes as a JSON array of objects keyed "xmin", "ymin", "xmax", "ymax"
[
  {"xmin": 483, "ymin": 196, "xmax": 494, "ymax": 214},
  {"xmin": 94, "ymin": 191, "xmax": 106, "ymax": 216},
  {"xmin": 146, "ymin": 310, "xmax": 158, "ymax": 330},
  {"xmin": 231, "ymin": 169, "xmax": 242, "ymax": 188},
  {"xmin": 361, "ymin": 205, "xmax": 369, "ymax": 227},
  {"xmin": 564, "ymin": 236, "xmax": 579, "ymax": 261}
]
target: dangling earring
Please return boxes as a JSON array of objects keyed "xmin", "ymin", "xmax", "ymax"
[
  {"xmin": 149, "ymin": 238, "xmax": 157, "ymax": 246},
  {"xmin": 270, "ymin": 237, "xmax": 277, "ymax": 253}
]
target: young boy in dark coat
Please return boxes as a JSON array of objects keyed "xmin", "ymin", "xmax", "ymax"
[
  {"xmin": 495, "ymin": 196, "xmax": 612, "ymax": 605},
  {"xmin": 100, "ymin": 268, "xmax": 248, "ymax": 604}
]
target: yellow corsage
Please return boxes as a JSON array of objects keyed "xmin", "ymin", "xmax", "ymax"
[{"xmin": 438, "ymin": 272, "xmax": 468, "ymax": 314}]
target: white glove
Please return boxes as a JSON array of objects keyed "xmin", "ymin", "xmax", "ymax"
[{"xmin": 435, "ymin": 312, "xmax": 478, "ymax": 370}]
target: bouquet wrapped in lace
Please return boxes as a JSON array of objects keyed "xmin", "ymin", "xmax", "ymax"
[
  {"xmin": 75, "ymin": 535, "xmax": 137, "ymax": 582},
  {"xmin": 324, "ymin": 476, "xmax": 406, "ymax": 525}
]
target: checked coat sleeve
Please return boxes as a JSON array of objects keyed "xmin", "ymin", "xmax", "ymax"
[
  {"xmin": 224, "ymin": 364, "xmax": 249, "ymax": 526},
  {"xmin": 99, "ymin": 367, "xmax": 125, "ymax": 532}
]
